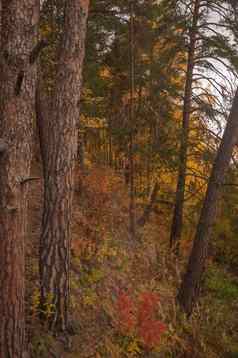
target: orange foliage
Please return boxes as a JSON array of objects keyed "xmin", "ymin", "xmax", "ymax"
[
  {"xmin": 116, "ymin": 291, "xmax": 166, "ymax": 349},
  {"xmin": 117, "ymin": 291, "xmax": 137, "ymax": 334},
  {"xmin": 72, "ymin": 167, "xmax": 126, "ymax": 258},
  {"xmin": 137, "ymin": 292, "xmax": 166, "ymax": 348}
]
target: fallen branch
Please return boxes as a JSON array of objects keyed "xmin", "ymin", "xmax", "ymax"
[{"xmin": 20, "ymin": 176, "xmax": 41, "ymax": 185}]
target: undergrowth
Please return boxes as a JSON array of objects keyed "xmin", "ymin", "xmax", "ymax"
[{"xmin": 27, "ymin": 166, "xmax": 238, "ymax": 357}]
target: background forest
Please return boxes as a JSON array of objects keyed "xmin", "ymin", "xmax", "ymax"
[{"xmin": 1, "ymin": 0, "xmax": 238, "ymax": 357}]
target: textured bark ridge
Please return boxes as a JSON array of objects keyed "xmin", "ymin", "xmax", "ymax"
[
  {"xmin": 178, "ymin": 88, "xmax": 238, "ymax": 315},
  {"xmin": 0, "ymin": 1, "xmax": 38, "ymax": 357},
  {"xmin": 170, "ymin": 0, "xmax": 201, "ymax": 253},
  {"xmin": 38, "ymin": 0, "xmax": 89, "ymax": 331}
]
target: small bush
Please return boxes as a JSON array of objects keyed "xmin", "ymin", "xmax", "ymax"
[{"xmin": 116, "ymin": 290, "xmax": 166, "ymax": 349}]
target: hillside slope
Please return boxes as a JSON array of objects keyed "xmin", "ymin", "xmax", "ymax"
[{"xmin": 26, "ymin": 164, "xmax": 238, "ymax": 358}]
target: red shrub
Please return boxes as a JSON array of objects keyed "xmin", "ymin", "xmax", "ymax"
[
  {"xmin": 138, "ymin": 318, "xmax": 166, "ymax": 348},
  {"xmin": 116, "ymin": 290, "xmax": 166, "ymax": 349},
  {"xmin": 116, "ymin": 291, "xmax": 136, "ymax": 334},
  {"xmin": 138, "ymin": 292, "xmax": 160, "ymax": 322}
]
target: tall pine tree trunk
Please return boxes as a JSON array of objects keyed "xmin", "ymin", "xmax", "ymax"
[
  {"xmin": 0, "ymin": 0, "xmax": 38, "ymax": 356},
  {"xmin": 38, "ymin": 0, "xmax": 89, "ymax": 332},
  {"xmin": 170, "ymin": 0, "xmax": 200, "ymax": 252},
  {"xmin": 178, "ymin": 88, "xmax": 238, "ymax": 315}
]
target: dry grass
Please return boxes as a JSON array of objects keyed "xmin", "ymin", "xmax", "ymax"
[{"xmin": 25, "ymin": 163, "xmax": 238, "ymax": 357}]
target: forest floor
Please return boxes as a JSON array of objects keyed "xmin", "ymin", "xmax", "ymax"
[{"xmin": 26, "ymin": 164, "xmax": 238, "ymax": 358}]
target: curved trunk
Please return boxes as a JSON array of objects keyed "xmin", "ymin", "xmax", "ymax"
[
  {"xmin": 0, "ymin": 0, "xmax": 38, "ymax": 356},
  {"xmin": 178, "ymin": 88, "xmax": 238, "ymax": 315}
]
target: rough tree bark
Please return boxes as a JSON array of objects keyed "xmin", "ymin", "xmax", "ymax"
[
  {"xmin": 170, "ymin": 0, "xmax": 201, "ymax": 253},
  {"xmin": 177, "ymin": 87, "xmax": 238, "ymax": 316},
  {"xmin": 0, "ymin": 0, "xmax": 38, "ymax": 357},
  {"xmin": 38, "ymin": 0, "xmax": 89, "ymax": 332}
]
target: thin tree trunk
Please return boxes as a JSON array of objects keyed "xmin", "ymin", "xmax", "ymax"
[
  {"xmin": 78, "ymin": 130, "xmax": 85, "ymax": 172},
  {"xmin": 129, "ymin": 0, "xmax": 136, "ymax": 238},
  {"xmin": 0, "ymin": 0, "xmax": 38, "ymax": 356},
  {"xmin": 108, "ymin": 125, "xmax": 113, "ymax": 167},
  {"xmin": 177, "ymin": 87, "xmax": 238, "ymax": 316},
  {"xmin": 0, "ymin": 0, "xmax": 1, "ymax": 46},
  {"xmin": 137, "ymin": 182, "xmax": 159, "ymax": 227},
  {"xmin": 170, "ymin": 0, "xmax": 201, "ymax": 253},
  {"xmin": 38, "ymin": 0, "xmax": 89, "ymax": 332}
]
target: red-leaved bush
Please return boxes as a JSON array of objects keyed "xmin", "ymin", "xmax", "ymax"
[
  {"xmin": 117, "ymin": 291, "xmax": 136, "ymax": 334},
  {"xmin": 116, "ymin": 291, "xmax": 166, "ymax": 348}
]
